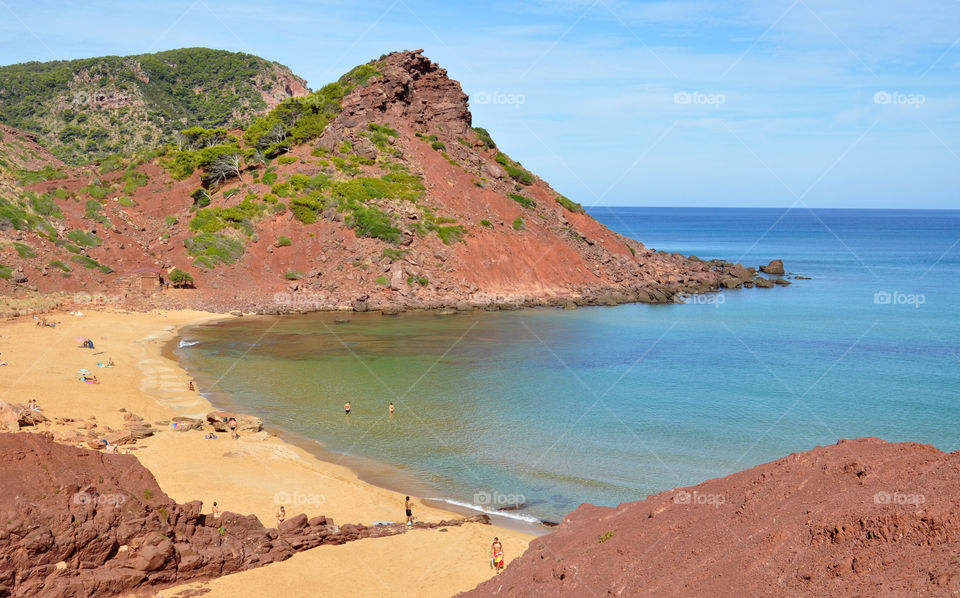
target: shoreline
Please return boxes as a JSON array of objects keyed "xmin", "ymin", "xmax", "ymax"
[
  {"xmin": 167, "ymin": 320, "xmax": 555, "ymax": 535},
  {"xmin": 0, "ymin": 308, "xmax": 535, "ymax": 597}
]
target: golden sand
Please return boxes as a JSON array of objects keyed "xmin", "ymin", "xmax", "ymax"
[{"xmin": 0, "ymin": 308, "xmax": 533, "ymax": 597}]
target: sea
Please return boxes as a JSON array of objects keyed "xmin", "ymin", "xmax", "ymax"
[{"xmin": 174, "ymin": 207, "xmax": 960, "ymax": 527}]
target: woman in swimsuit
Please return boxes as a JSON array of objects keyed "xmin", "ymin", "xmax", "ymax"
[
  {"xmin": 491, "ymin": 537, "xmax": 504, "ymax": 573},
  {"xmin": 344, "ymin": 402, "xmax": 351, "ymax": 415}
]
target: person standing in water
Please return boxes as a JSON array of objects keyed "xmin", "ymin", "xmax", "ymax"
[
  {"xmin": 388, "ymin": 402, "xmax": 395, "ymax": 415},
  {"xmin": 405, "ymin": 496, "xmax": 413, "ymax": 525},
  {"xmin": 491, "ymin": 537, "xmax": 504, "ymax": 573},
  {"xmin": 344, "ymin": 401, "xmax": 351, "ymax": 415}
]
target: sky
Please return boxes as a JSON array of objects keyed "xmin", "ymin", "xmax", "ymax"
[{"xmin": 0, "ymin": 0, "xmax": 958, "ymax": 209}]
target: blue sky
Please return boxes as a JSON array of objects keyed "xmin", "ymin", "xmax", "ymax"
[{"xmin": 1, "ymin": 0, "xmax": 958, "ymax": 208}]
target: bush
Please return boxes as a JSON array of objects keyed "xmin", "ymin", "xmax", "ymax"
[
  {"xmin": 284, "ymin": 271, "xmax": 303, "ymax": 280},
  {"xmin": 513, "ymin": 217, "xmax": 525, "ymax": 231},
  {"xmin": 12, "ymin": 242, "xmax": 35, "ymax": 258},
  {"xmin": 29, "ymin": 192, "xmax": 62, "ymax": 218},
  {"xmin": 67, "ymin": 229, "xmax": 102, "ymax": 247},
  {"xmin": 381, "ymin": 248, "xmax": 407, "ymax": 261},
  {"xmin": 277, "ymin": 155, "xmax": 298, "ymax": 165},
  {"xmin": 184, "ymin": 233, "xmax": 245, "ymax": 268},
  {"xmin": 430, "ymin": 140, "xmax": 446, "ymax": 152},
  {"xmin": 261, "ymin": 171, "xmax": 278, "ymax": 186},
  {"xmin": 375, "ymin": 275, "xmax": 390, "ymax": 286},
  {"xmin": 164, "ymin": 216, "xmax": 178, "ymax": 227},
  {"xmin": 472, "ymin": 127, "xmax": 496, "ymax": 149},
  {"xmin": 508, "ymin": 193, "xmax": 535, "ymax": 209},
  {"xmin": 436, "ymin": 225, "xmax": 465, "ymax": 245},
  {"xmin": 70, "ymin": 255, "xmax": 101, "ymax": 269},
  {"xmin": 169, "ymin": 268, "xmax": 194, "ymax": 287},
  {"xmin": 350, "ymin": 206, "xmax": 403, "ymax": 243},
  {"xmin": 480, "ymin": 219, "xmax": 493, "ymax": 228},
  {"xmin": 48, "ymin": 259, "xmax": 71, "ymax": 272},
  {"xmin": 556, "ymin": 195, "xmax": 584, "ymax": 213},
  {"xmin": 276, "ymin": 235, "xmax": 292, "ymax": 247},
  {"xmin": 407, "ymin": 275, "xmax": 429, "ymax": 286},
  {"xmin": 191, "ymin": 188, "xmax": 211, "ymax": 208}
]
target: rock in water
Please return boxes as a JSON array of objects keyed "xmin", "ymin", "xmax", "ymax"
[{"xmin": 760, "ymin": 259, "xmax": 786, "ymax": 275}]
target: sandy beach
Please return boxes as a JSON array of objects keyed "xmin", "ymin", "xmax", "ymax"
[{"xmin": 0, "ymin": 308, "xmax": 533, "ymax": 597}]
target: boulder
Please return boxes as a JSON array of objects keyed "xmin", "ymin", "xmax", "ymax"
[
  {"xmin": 206, "ymin": 411, "xmax": 262, "ymax": 433},
  {"xmin": 170, "ymin": 417, "xmax": 203, "ymax": 432},
  {"xmin": 759, "ymin": 259, "xmax": 785, "ymax": 275}
]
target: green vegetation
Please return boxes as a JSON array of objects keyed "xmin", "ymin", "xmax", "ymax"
[
  {"xmin": 457, "ymin": 137, "xmax": 471, "ymax": 148},
  {"xmin": 284, "ymin": 271, "xmax": 303, "ymax": 280},
  {"xmin": 479, "ymin": 219, "xmax": 493, "ymax": 228},
  {"xmin": 276, "ymin": 235, "xmax": 292, "ymax": 247},
  {"xmin": 17, "ymin": 166, "xmax": 67, "ymax": 185},
  {"xmin": 164, "ymin": 215, "xmax": 178, "ymax": 227},
  {"xmin": 83, "ymin": 199, "xmax": 111, "ymax": 226},
  {"xmin": 381, "ymin": 248, "xmax": 407, "ymax": 261},
  {"xmin": 121, "ymin": 169, "xmax": 148, "ymax": 193},
  {"xmin": 262, "ymin": 171, "xmax": 278, "ymax": 186},
  {"xmin": 430, "ymin": 140, "xmax": 446, "ymax": 152},
  {"xmin": 495, "ymin": 152, "xmax": 533, "ymax": 185},
  {"xmin": 70, "ymin": 255, "xmax": 113, "ymax": 273},
  {"xmin": 598, "ymin": 531, "xmax": 615, "ymax": 543},
  {"xmin": 0, "ymin": 48, "xmax": 305, "ymax": 163},
  {"xmin": 627, "ymin": 244, "xmax": 636, "ymax": 256},
  {"xmin": 472, "ymin": 127, "xmax": 496, "ymax": 149},
  {"xmin": 118, "ymin": 196, "xmax": 134, "ymax": 207},
  {"xmin": 375, "ymin": 275, "xmax": 390, "ymax": 286},
  {"xmin": 169, "ymin": 268, "xmax": 193, "ymax": 287},
  {"xmin": 189, "ymin": 200, "xmax": 264, "ymax": 235},
  {"xmin": 508, "ymin": 193, "xmax": 535, "ymax": 209},
  {"xmin": 244, "ymin": 63, "xmax": 382, "ymax": 155},
  {"xmin": 407, "ymin": 275, "xmax": 429, "ymax": 286},
  {"xmin": 512, "ymin": 216, "xmax": 525, "ymax": 231},
  {"xmin": 12, "ymin": 242, "xmax": 35, "ymax": 258},
  {"xmin": 184, "ymin": 233, "xmax": 245, "ymax": 268},
  {"xmin": 143, "ymin": 489, "xmax": 153, "ymax": 501},
  {"xmin": 0, "ymin": 265, "xmax": 11, "ymax": 280},
  {"xmin": 277, "ymin": 155, "xmax": 298, "ymax": 165},
  {"xmin": 66, "ymin": 229, "xmax": 102, "ymax": 247},
  {"xmin": 556, "ymin": 195, "xmax": 584, "ymax": 214},
  {"xmin": 48, "ymin": 259, "xmax": 71, "ymax": 272},
  {"xmin": 28, "ymin": 191, "xmax": 62, "ymax": 218}
]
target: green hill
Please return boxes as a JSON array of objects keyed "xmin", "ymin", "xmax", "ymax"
[{"xmin": 0, "ymin": 48, "xmax": 308, "ymax": 164}]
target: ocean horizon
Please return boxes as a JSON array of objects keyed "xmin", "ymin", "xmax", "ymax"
[{"xmin": 175, "ymin": 206, "xmax": 960, "ymax": 525}]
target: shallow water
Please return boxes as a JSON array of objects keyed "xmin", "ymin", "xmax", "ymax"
[{"xmin": 177, "ymin": 208, "xmax": 960, "ymax": 522}]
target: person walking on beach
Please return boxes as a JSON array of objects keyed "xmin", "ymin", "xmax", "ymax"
[
  {"xmin": 344, "ymin": 401, "xmax": 351, "ymax": 415},
  {"xmin": 228, "ymin": 417, "xmax": 238, "ymax": 439},
  {"xmin": 405, "ymin": 496, "xmax": 413, "ymax": 525},
  {"xmin": 491, "ymin": 537, "xmax": 504, "ymax": 573},
  {"xmin": 276, "ymin": 505, "xmax": 285, "ymax": 525}
]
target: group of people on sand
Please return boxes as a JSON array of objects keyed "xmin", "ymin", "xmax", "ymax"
[{"xmin": 35, "ymin": 317, "xmax": 60, "ymax": 327}]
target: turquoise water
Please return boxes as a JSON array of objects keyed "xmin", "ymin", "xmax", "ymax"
[{"xmin": 177, "ymin": 208, "xmax": 960, "ymax": 523}]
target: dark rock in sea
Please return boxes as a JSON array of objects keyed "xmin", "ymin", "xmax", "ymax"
[
  {"xmin": 334, "ymin": 315, "xmax": 350, "ymax": 324},
  {"xmin": 774, "ymin": 278, "xmax": 792, "ymax": 286},
  {"xmin": 753, "ymin": 278, "xmax": 775, "ymax": 288},
  {"xmin": 794, "ymin": 275, "xmax": 811, "ymax": 280},
  {"xmin": 759, "ymin": 259, "xmax": 786, "ymax": 275}
]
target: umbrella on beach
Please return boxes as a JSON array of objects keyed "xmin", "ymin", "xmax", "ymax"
[{"xmin": 77, "ymin": 369, "xmax": 90, "ymax": 375}]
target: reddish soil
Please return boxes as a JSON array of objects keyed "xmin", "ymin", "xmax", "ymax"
[{"xmin": 461, "ymin": 438, "xmax": 960, "ymax": 597}]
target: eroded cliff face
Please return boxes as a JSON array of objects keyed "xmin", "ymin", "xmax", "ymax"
[
  {"xmin": 460, "ymin": 438, "xmax": 960, "ymax": 597},
  {"xmin": 1, "ymin": 50, "xmax": 789, "ymax": 313}
]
